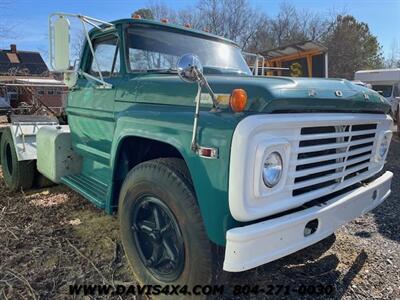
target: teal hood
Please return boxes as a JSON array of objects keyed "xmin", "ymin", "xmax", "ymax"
[{"xmin": 206, "ymin": 75, "xmax": 391, "ymax": 114}]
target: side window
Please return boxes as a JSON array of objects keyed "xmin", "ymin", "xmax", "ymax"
[
  {"xmin": 90, "ymin": 36, "xmax": 120, "ymax": 77},
  {"xmin": 393, "ymin": 84, "xmax": 400, "ymax": 97}
]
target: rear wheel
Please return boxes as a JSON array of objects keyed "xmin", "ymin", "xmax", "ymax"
[
  {"xmin": 119, "ymin": 158, "xmax": 213, "ymax": 299},
  {"xmin": 0, "ymin": 129, "xmax": 34, "ymax": 191}
]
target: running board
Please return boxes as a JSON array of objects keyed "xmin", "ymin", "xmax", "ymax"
[{"xmin": 61, "ymin": 173, "xmax": 108, "ymax": 208}]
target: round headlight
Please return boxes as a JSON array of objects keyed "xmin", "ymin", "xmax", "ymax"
[
  {"xmin": 379, "ymin": 135, "xmax": 389, "ymax": 158},
  {"xmin": 262, "ymin": 151, "xmax": 283, "ymax": 188}
]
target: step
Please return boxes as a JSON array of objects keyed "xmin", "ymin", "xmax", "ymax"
[{"xmin": 61, "ymin": 173, "xmax": 108, "ymax": 208}]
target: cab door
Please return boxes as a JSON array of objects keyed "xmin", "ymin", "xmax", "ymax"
[{"xmin": 67, "ymin": 33, "xmax": 121, "ymax": 184}]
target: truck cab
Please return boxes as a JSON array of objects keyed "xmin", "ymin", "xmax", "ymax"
[{"xmin": 0, "ymin": 14, "xmax": 393, "ymax": 293}]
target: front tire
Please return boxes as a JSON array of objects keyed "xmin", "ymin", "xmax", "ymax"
[
  {"xmin": 0, "ymin": 129, "xmax": 34, "ymax": 191},
  {"xmin": 118, "ymin": 158, "xmax": 213, "ymax": 298}
]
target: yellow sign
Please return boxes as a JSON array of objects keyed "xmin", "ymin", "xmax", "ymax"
[{"xmin": 290, "ymin": 62, "xmax": 303, "ymax": 77}]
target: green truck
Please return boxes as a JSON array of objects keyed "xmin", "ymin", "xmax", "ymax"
[{"xmin": 0, "ymin": 13, "xmax": 394, "ymax": 291}]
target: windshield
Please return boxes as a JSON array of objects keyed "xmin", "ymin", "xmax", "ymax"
[
  {"xmin": 125, "ymin": 25, "xmax": 252, "ymax": 75},
  {"xmin": 371, "ymin": 85, "xmax": 393, "ymax": 98}
]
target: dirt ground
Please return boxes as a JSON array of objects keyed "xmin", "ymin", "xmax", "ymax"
[{"xmin": 0, "ymin": 138, "xmax": 399, "ymax": 299}]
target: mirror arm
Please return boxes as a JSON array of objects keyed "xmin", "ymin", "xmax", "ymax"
[
  {"xmin": 79, "ymin": 70, "xmax": 112, "ymax": 89},
  {"xmin": 191, "ymin": 69, "xmax": 220, "ymax": 156},
  {"xmin": 194, "ymin": 68, "xmax": 219, "ymax": 110},
  {"xmin": 49, "ymin": 13, "xmax": 115, "ymax": 88},
  {"xmin": 191, "ymin": 83, "xmax": 202, "ymax": 152},
  {"xmin": 190, "ymin": 81, "xmax": 219, "ymax": 158},
  {"xmin": 176, "ymin": 54, "xmax": 219, "ymax": 157},
  {"xmin": 79, "ymin": 17, "xmax": 115, "ymax": 89},
  {"xmin": 80, "ymin": 18, "xmax": 105, "ymax": 84},
  {"xmin": 81, "ymin": 17, "xmax": 102, "ymax": 30}
]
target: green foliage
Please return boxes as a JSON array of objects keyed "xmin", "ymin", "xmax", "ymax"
[{"xmin": 323, "ymin": 15, "xmax": 384, "ymax": 79}]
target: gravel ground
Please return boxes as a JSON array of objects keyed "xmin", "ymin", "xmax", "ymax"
[{"xmin": 0, "ymin": 137, "xmax": 399, "ymax": 299}]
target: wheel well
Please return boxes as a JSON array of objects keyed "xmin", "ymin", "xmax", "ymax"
[{"xmin": 111, "ymin": 136, "xmax": 186, "ymax": 209}]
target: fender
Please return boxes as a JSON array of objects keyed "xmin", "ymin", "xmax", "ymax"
[{"xmin": 108, "ymin": 103, "xmax": 243, "ymax": 245}]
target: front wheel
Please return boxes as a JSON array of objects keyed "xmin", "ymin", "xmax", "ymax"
[{"xmin": 118, "ymin": 158, "xmax": 213, "ymax": 298}]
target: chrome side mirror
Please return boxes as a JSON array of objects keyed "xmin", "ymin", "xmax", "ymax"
[
  {"xmin": 177, "ymin": 54, "xmax": 203, "ymax": 83},
  {"xmin": 176, "ymin": 53, "xmax": 217, "ymax": 108}
]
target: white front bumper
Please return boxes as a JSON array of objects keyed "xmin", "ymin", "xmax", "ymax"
[{"xmin": 223, "ymin": 171, "xmax": 393, "ymax": 272}]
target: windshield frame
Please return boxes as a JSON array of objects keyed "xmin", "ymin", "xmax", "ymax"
[{"xmin": 123, "ymin": 23, "xmax": 252, "ymax": 76}]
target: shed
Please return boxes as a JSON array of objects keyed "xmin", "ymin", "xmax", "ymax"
[{"xmin": 261, "ymin": 40, "xmax": 328, "ymax": 78}]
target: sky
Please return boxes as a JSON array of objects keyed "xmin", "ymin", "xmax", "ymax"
[{"xmin": 1, "ymin": 0, "xmax": 399, "ymax": 61}]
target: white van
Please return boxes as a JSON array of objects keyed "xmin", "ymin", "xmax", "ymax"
[{"xmin": 355, "ymin": 69, "xmax": 400, "ymax": 121}]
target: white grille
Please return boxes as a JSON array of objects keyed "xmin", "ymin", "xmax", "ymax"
[{"xmin": 292, "ymin": 123, "xmax": 377, "ymax": 197}]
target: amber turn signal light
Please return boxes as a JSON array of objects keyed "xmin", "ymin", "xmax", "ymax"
[{"xmin": 230, "ymin": 89, "xmax": 247, "ymax": 112}]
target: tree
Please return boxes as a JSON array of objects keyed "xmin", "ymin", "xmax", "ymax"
[
  {"xmin": 195, "ymin": 0, "xmax": 263, "ymax": 49},
  {"xmin": 132, "ymin": 2, "xmax": 386, "ymax": 79},
  {"xmin": 133, "ymin": 8, "xmax": 154, "ymax": 19},
  {"xmin": 385, "ymin": 39, "xmax": 400, "ymax": 68},
  {"xmin": 245, "ymin": 17, "xmax": 273, "ymax": 53},
  {"xmin": 245, "ymin": 2, "xmax": 330, "ymax": 53},
  {"xmin": 143, "ymin": 3, "xmax": 177, "ymax": 21},
  {"xmin": 134, "ymin": 0, "xmax": 264, "ymax": 50},
  {"xmin": 270, "ymin": 3, "xmax": 307, "ymax": 46},
  {"xmin": 323, "ymin": 15, "xmax": 384, "ymax": 79}
]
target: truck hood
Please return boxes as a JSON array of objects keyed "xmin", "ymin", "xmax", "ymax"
[{"xmin": 206, "ymin": 75, "xmax": 391, "ymax": 114}]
